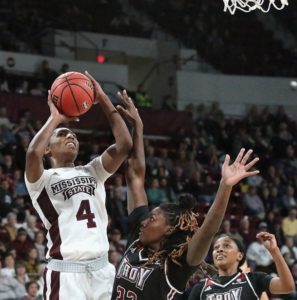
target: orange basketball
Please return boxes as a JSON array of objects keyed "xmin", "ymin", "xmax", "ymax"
[{"xmin": 50, "ymin": 72, "xmax": 95, "ymax": 117}]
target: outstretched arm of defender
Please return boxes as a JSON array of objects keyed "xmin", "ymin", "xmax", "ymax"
[
  {"xmin": 117, "ymin": 90, "xmax": 148, "ymax": 214},
  {"xmin": 187, "ymin": 149, "xmax": 259, "ymax": 265},
  {"xmin": 85, "ymin": 72, "xmax": 132, "ymax": 174},
  {"xmin": 257, "ymin": 232, "xmax": 295, "ymax": 294}
]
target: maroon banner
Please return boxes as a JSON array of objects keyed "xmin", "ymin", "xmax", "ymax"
[{"xmin": 0, "ymin": 93, "xmax": 193, "ymax": 136}]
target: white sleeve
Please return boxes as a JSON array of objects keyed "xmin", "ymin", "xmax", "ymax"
[
  {"xmin": 246, "ymin": 243, "xmax": 257, "ymax": 261},
  {"xmin": 24, "ymin": 171, "xmax": 46, "ymax": 201},
  {"xmin": 87, "ymin": 156, "xmax": 113, "ymax": 182}
]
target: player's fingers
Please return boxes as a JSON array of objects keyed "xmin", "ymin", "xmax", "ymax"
[
  {"xmin": 116, "ymin": 105, "xmax": 127, "ymax": 117},
  {"xmin": 234, "ymin": 148, "xmax": 245, "ymax": 164},
  {"xmin": 84, "ymin": 70, "xmax": 96, "ymax": 83},
  {"xmin": 117, "ymin": 91, "xmax": 130, "ymax": 108},
  {"xmin": 117, "ymin": 91, "xmax": 124, "ymax": 101},
  {"xmin": 240, "ymin": 149, "xmax": 253, "ymax": 165},
  {"xmin": 223, "ymin": 154, "xmax": 230, "ymax": 167},
  {"xmin": 244, "ymin": 157, "xmax": 259, "ymax": 170},
  {"xmin": 244, "ymin": 170, "xmax": 260, "ymax": 178},
  {"xmin": 121, "ymin": 90, "xmax": 132, "ymax": 107}
]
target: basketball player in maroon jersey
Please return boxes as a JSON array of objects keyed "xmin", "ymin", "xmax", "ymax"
[
  {"xmin": 111, "ymin": 91, "xmax": 260, "ymax": 300},
  {"xmin": 25, "ymin": 71, "xmax": 132, "ymax": 299},
  {"xmin": 189, "ymin": 234, "xmax": 295, "ymax": 299}
]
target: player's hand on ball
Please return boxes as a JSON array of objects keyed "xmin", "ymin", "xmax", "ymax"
[
  {"xmin": 48, "ymin": 91, "xmax": 79, "ymax": 123},
  {"xmin": 84, "ymin": 70, "xmax": 104, "ymax": 104},
  {"xmin": 116, "ymin": 90, "xmax": 142, "ymax": 126},
  {"xmin": 256, "ymin": 232, "xmax": 278, "ymax": 252}
]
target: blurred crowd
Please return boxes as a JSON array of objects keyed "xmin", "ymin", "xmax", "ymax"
[
  {"xmin": 0, "ymin": 0, "xmax": 152, "ymax": 55},
  {"xmin": 131, "ymin": 0, "xmax": 297, "ymax": 77},
  {"xmin": 1, "ymin": 0, "xmax": 297, "ymax": 77},
  {"xmin": 0, "ymin": 93, "xmax": 296, "ymax": 298}
]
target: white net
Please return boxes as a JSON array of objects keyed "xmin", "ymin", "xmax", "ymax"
[{"xmin": 223, "ymin": 0, "xmax": 289, "ymax": 14}]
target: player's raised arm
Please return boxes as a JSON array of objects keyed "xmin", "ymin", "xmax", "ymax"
[
  {"xmin": 187, "ymin": 149, "xmax": 260, "ymax": 266},
  {"xmin": 85, "ymin": 71, "xmax": 132, "ymax": 174},
  {"xmin": 116, "ymin": 90, "xmax": 148, "ymax": 214},
  {"xmin": 25, "ymin": 93, "xmax": 77, "ymax": 183},
  {"xmin": 257, "ymin": 232, "xmax": 295, "ymax": 294}
]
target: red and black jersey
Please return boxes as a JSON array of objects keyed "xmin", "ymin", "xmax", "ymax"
[
  {"xmin": 188, "ymin": 271, "xmax": 273, "ymax": 300},
  {"xmin": 111, "ymin": 206, "xmax": 197, "ymax": 300}
]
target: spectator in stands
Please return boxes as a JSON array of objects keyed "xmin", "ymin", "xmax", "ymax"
[
  {"xmin": 12, "ymin": 117, "xmax": 36, "ymax": 141},
  {"xmin": 159, "ymin": 148, "xmax": 174, "ymax": 173},
  {"xmin": 1, "ymin": 253, "xmax": 16, "ymax": 277},
  {"xmin": 108, "ymin": 250, "xmax": 121, "ymax": 268},
  {"xmin": 1, "ymin": 154, "xmax": 15, "ymax": 177},
  {"xmin": 198, "ymin": 174, "xmax": 217, "ymax": 203},
  {"xmin": 159, "ymin": 177, "xmax": 177, "ymax": 203},
  {"xmin": 151, "ymin": 159, "xmax": 171, "ymax": 180},
  {"xmin": 107, "ymin": 188, "xmax": 128, "ymax": 234},
  {"xmin": 242, "ymin": 186, "xmax": 265, "ymax": 219},
  {"xmin": 279, "ymin": 186, "xmax": 297, "ymax": 216},
  {"xmin": 109, "ymin": 229, "xmax": 125, "ymax": 255},
  {"xmin": 291, "ymin": 262, "xmax": 297, "ymax": 298},
  {"xmin": 265, "ymin": 210, "xmax": 283, "ymax": 244},
  {"xmin": 171, "ymin": 166, "xmax": 188, "ymax": 194},
  {"xmin": 33, "ymin": 231, "xmax": 45, "ymax": 263},
  {"xmin": 0, "ymin": 259, "xmax": 26, "ymax": 299},
  {"xmin": 11, "ymin": 228, "xmax": 33, "ymax": 260},
  {"xmin": 59, "ymin": 63, "xmax": 69, "ymax": 74},
  {"xmin": 282, "ymin": 207, "xmax": 297, "ymax": 244},
  {"xmin": 12, "ymin": 169, "xmax": 28, "ymax": 198},
  {"xmin": 112, "ymin": 174, "xmax": 127, "ymax": 203},
  {"xmin": 15, "ymin": 261, "xmax": 30, "ymax": 288},
  {"xmin": 29, "ymin": 81, "xmax": 46, "ymax": 96},
  {"xmin": 145, "ymin": 144, "xmax": 158, "ymax": 174},
  {"xmin": 14, "ymin": 135, "xmax": 31, "ymax": 172},
  {"xmin": 34, "ymin": 59, "xmax": 57, "ymax": 90},
  {"xmin": 0, "ymin": 107, "xmax": 13, "ymax": 129},
  {"xmin": 0, "ymin": 180, "xmax": 13, "ymax": 219},
  {"xmin": 0, "ymin": 242, "xmax": 7, "ymax": 257},
  {"xmin": 15, "ymin": 80, "xmax": 29, "ymax": 95},
  {"xmin": 146, "ymin": 177, "xmax": 166, "ymax": 207},
  {"xmin": 3, "ymin": 212, "xmax": 18, "ymax": 242},
  {"xmin": 0, "ymin": 66, "xmax": 10, "ymax": 93},
  {"xmin": 219, "ymin": 219, "xmax": 243, "ymax": 243},
  {"xmin": 21, "ymin": 280, "xmax": 39, "ymax": 300},
  {"xmin": 24, "ymin": 216, "xmax": 38, "ymax": 241},
  {"xmin": 281, "ymin": 236, "xmax": 297, "ymax": 266},
  {"xmin": 246, "ymin": 222, "xmax": 274, "ymax": 273},
  {"xmin": 24, "ymin": 247, "xmax": 40, "ymax": 281}
]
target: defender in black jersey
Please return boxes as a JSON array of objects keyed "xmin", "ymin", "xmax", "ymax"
[
  {"xmin": 112, "ymin": 92, "xmax": 260, "ymax": 300},
  {"xmin": 189, "ymin": 234, "xmax": 295, "ymax": 299}
]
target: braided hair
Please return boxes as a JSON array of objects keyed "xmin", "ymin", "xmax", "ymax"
[{"xmin": 145, "ymin": 193, "xmax": 199, "ymax": 267}]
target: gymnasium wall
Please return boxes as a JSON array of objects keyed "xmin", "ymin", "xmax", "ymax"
[{"xmin": 177, "ymin": 71, "xmax": 297, "ymax": 117}]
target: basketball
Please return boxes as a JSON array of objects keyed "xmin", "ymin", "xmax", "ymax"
[{"xmin": 50, "ymin": 72, "xmax": 95, "ymax": 117}]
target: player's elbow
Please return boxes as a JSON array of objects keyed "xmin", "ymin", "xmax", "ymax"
[
  {"xmin": 284, "ymin": 283, "xmax": 296, "ymax": 294},
  {"xmin": 26, "ymin": 147, "xmax": 43, "ymax": 161},
  {"xmin": 118, "ymin": 136, "xmax": 133, "ymax": 155},
  {"xmin": 276, "ymin": 281, "xmax": 296, "ymax": 294}
]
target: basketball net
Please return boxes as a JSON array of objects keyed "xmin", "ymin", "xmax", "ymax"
[{"xmin": 223, "ymin": 0, "xmax": 288, "ymax": 14}]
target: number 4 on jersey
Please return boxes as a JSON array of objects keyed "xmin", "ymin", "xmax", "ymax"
[{"xmin": 76, "ymin": 199, "xmax": 97, "ymax": 228}]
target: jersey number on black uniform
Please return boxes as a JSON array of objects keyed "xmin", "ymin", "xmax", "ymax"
[{"xmin": 116, "ymin": 285, "xmax": 137, "ymax": 299}]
